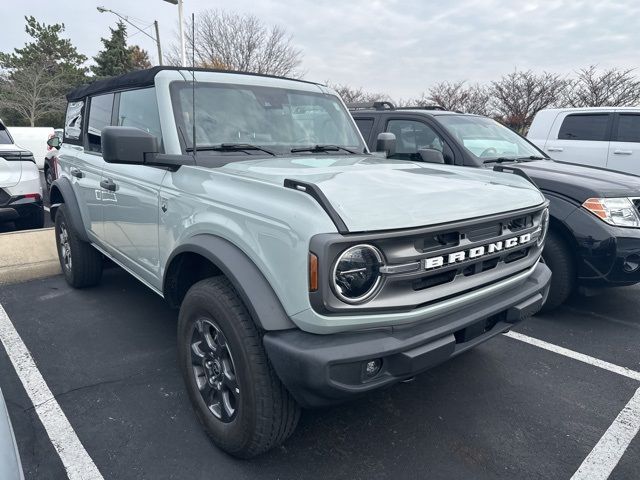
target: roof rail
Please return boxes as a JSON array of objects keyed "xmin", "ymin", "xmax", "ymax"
[
  {"xmin": 346, "ymin": 101, "xmax": 396, "ymax": 111},
  {"xmin": 395, "ymin": 105, "xmax": 447, "ymax": 111}
]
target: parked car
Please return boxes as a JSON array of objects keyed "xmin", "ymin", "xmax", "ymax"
[
  {"xmin": 0, "ymin": 120, "xmax": 45, "ymax": 231},
  {"xmin": 528, "ymin": 107, "xmax": 640, "ymax": 175},
  {"xmin": 44, "ymin": 128, "xmax": 63, "ymax": 190},
  {"xmin": 350, "ymin": 102, "xmax": 640, "ymax": 311},
  {"xmin": 51, "ymin": 67, "xmax": 550, "ymax": 457},
  {"xmin": 6, "ymin": 126, "xmax": 54, "ymax": 170},
  {"xmin": 0, "ymin": 387, "xmax": 24, "ymax": 480}
]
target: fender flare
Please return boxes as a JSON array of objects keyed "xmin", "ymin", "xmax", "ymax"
[
  {"xmin": 49, "ymin": 177, "xmax": 90, "ymax": 242},
  {"xmin": 164, "ymin": 234, "xmax": 296, "ymax": 331}
]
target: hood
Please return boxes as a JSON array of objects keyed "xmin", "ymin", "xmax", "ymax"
[
  {"xmin": 515, "ymin": 160, "xmax": 640, "ymax": 202},
  {"xmin": 221, "ymin": 156, "xmax": 545, "ymax": 232}
]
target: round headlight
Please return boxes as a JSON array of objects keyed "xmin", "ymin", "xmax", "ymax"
[
  {"xmin": 537, "ymin": 208, "xmax": 550, "ymax": 247},
  {"xmin": 332, "ymin": 244, "xmax": 384, "ymax": 304}
]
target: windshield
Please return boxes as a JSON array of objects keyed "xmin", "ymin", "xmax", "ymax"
[
  {"xmin": 171, "ymin": 82, "xmax": 365, "ymax": 155},
  {"xmin": 438, "ymin": 115, "xmax": 544, "ymax": 161}
]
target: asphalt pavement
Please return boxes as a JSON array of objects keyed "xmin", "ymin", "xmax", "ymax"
[{"xmin": 0, "ymin": 268, "xmax": 638, "ymax": 480}]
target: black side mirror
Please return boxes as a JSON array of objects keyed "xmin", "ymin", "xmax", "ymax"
[
  {"xmin": 47, "ymin": 136, "xmax": 61, "ymax": 149},
  {"xmin": 102, "ymin": 126, "xmax": 159, "ymax": 165},
  {"xmin": 376, "ymin": 132, "xmax": 396, "ymax": 157},
  {"xmin": 418, "ymin": 148, "xmax": 445, "ymax": 164}
]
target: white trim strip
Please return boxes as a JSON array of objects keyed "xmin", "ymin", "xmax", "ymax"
[
  {"xmin": 0, "ymin": 303, "xmax": 103, "ymax": 480},
  {"xmin": 571, "ymin": 388, "xmax": 640, "ymax": 480},
  {"xmin": 44, "ymin": 206, "xmax": 50, "ymax": 212},
  {"xmin": 504, "ymin": 331, "xmax": 640, "ymax": 382}
]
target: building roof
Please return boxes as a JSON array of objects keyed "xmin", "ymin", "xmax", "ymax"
[{"xmin": 66, "ymin": 66, "xmax": 320, "ymax": 102}]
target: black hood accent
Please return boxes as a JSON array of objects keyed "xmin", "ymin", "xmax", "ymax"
[{"xmin": 515, "ymin": 160, "xmax": 640, "ymax": 202}]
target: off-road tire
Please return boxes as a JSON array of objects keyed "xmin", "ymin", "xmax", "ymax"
[
  {"xmin": 54, "ymin": 204, "xmax": 103, "ymax": 288},
  {"xmin": 44, "ymin": 165, "xmax": 53, "ymax": 191},
  {"xmin": 178, "ymin": 277, "xmax": 300, "ymax": 458},
  {"xmin": 540, "ymin": 229, "xmax": 575, "ymax": 313},
  {"xmin": 14, "ymin": 208, "xmax": 44, "ymax": 231}
]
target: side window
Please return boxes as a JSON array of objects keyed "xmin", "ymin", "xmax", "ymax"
[
  {"xmin": 117, "ymin": 88, "xmax": 162, "ymax": 141},
  {"xmin": 354, "ymin": 118, "xmax": 374, "ymax": 144},
  {"xmin": 386, "ymin": 119, "xmax": 445, "ymax": 160},
  {"xmin": 86, "ymin": 93, "xmax": 114, "ymax": 153},
  {"xmin": 615, "ymin": 114, "xmax": 640, "ymax": 143},
  {"xmin": 558, "ymin": 114, "xmax": 610, "ymax": 141},
  {"xmin": 64, "ymin": 101, "xmax": 84, "ymax": 143}
]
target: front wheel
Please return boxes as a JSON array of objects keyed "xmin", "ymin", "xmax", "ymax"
[
  {"xmin": 178, "ymin": 277, "xmax": 300, "ymax": 458},
  {"xmin": 539, "ymin": 230, "xmax": 575, "ymax": 313}
]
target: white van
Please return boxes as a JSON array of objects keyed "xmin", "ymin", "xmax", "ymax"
[
  {"xmin": 6, "ymin": 126, "xmax": 54, "ymax": 170},
  {"xmin": 527, "ymin": 107, "xmax": 640, "ymax": 175}
]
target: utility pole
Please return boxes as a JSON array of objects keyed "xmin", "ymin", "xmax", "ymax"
[
  {"xmin": 154, "ymin": 21, "xmax": 163, "ymax": 65},
  {"xmin": 164, "ymin": 0, "xmax": 187, "ymax": 67}
]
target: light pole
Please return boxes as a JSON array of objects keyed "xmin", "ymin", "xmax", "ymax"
[
  {"xmin": 96, "ymin": 6, "xmax": 163, "ymax": 65},
  {"xmin": 163, "ymin": 0, "xmax": 186, "ymax": 67}
]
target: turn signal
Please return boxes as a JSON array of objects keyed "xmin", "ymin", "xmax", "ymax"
[{"xmin": 309, "ymin": 253, "xmax": 318, "ymax": 292}]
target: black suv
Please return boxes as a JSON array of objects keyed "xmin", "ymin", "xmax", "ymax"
[{"xmin": 351, "ymin": 102, "xmax": 640, "ymax": 311}]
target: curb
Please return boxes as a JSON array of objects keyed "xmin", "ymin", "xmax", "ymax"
[{"xmin": 0, "ymin": 228, "xmax": 61, "ymax": 285}]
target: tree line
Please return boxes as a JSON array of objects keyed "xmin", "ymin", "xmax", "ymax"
[{"xmin": 1, "ymin": 12, "xmax": 639, "ymax": 132}]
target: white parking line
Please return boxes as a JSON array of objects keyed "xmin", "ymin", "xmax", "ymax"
[
  {"xmin": 0, "ymin": 303, "xmax": 103, "ymax": 480},
  {"xmin": 504, "ymin": 331, "xmax": 640, "ymax": 382},
  {"xmin": 571, "ymin": 387, "xmax": 640, "ymax": 480}
]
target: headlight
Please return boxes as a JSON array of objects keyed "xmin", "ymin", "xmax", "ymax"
[
  {"xmin": 332, "ymin": 244, "xmax": 383, "ymax": 304},
  {"xmin": 537, "ymin": 208, "xmax": 550, "ymax": 247},
  {"xmin": 582, "ymin": 198, "xmax": 640, "ymax": 228}
]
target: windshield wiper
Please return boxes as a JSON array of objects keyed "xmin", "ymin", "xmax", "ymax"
[
  {"xmin": 483, "ymin": 155, "xmax": 545, "ymax": 164},
  {"xmin": 186, "ymin": 143, "xmax": 276, "ymax": 156},
  {"xmin": 290, "ymin": 144, "xmax": 357, "ymax": 154}
]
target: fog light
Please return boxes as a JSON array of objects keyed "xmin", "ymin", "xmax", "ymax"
[
  {"xmin": 363, "ymin": 359, "xmax": 382, "ymax": 379},
  {"xmin": 623, "ymin": 254, "xmax": 640, "ymax": 273}
]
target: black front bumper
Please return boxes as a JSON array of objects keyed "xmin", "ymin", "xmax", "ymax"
[
  {"xmin": 566, "ymin": 207, "xmax": 640, "ymax": 287},
  {"xmin": 0, "ymin": 195, "xmax": 43, "ymax": 224},
  {"xmin": 264, "ymin": 262, "xmax": 551, "ymax": 408}
]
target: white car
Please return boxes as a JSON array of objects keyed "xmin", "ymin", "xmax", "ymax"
[
  {"xmin": 528, "ymin": 107, "xmax": 640, "ymax": 175},
  {"xmin": 0, "ymin": 387, "xmax": 24, "ymax": 480},
  {"xmin": 0, "ymin": 120, "xmax": 45, "ymax": 230},
  {"xmin": 5, "ymin": 126, "xmax": 54, "ymax": 170}
]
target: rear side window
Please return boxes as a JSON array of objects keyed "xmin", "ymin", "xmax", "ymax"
[
  {"xmin": 558, "ymin": 114, "xmax": 610, "ymax": 141},
  {"xmin": 615, "ymin": 114, "xmax": 640, "ymax": 143},
  {"xmin": 116, "ymin": 88, "xmax": 162, "ymax": 141},
  {"xmin": 64, "ymin": 101, "xmax": 84, "ymax": 142},
  {"xmin": 354, "ymin": 118, "xmax": 374, "ymax": 144},
  {"xmin": 86, "ymin": 93, "xmax": 114, "ymax": 153},
  {"xmin": 0, "ymin": 124, "xmax": 12, "ymax": 144}
]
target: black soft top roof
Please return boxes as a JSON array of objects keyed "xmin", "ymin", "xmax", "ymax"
[{"xmin": 66, "ymin": 66, "xmax": 320, "ymax": 102}]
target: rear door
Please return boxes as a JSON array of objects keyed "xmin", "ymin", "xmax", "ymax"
[
  {"xmin": 543, "ymin": 112, "xmax": 612, "ymax": 167},
  {"xmin": 607, "ymin": 112, "xmax": 640, "ymax": 176}
]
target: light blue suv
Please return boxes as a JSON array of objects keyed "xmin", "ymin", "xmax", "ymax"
[{"xmin": 50, "ymin": 67, "xmax": 551, "ymax": 457}]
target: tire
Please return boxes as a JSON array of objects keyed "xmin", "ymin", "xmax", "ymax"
[
  {"xmin": 54, "ymin": 204, "xmax": 103, "ymax": 288},
  {"xmin": 14, "ymin": 208, "xmax": 44, "ymax": 231},
  {"xmin": 44, "ymin": 165, "xmax": 53, "ymax": 191},
  {"xmin": 178, "ymin": 277, "xmax": 300, "ymax": 458},
  {"xmin": 540, "ymin": 229, "xmax": 575, "ymax": 313}
]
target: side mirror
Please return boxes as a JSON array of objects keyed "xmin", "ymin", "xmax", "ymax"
[
  {"xmin": 102, "ymin": 126, "xmax": 159, "ymax": 165},
  {"xmin": 376, "ymin": 132, "xmax": 396, "ymax": 157},
  {"xmin": 418, "ymin": 148, "xmax": 445, "ymax": 164},
  {"xmin": 47, "ymin": 136, "xmax": 61, "ymax": 149}
]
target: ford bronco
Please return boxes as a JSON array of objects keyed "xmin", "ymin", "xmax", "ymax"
[{"xmin": 50, "ymin": 67, "xmax": 550, "ymax": 457}]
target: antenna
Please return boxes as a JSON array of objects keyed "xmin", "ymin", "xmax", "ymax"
[{"xmin": 191, "ymin": 12, "xmax": 196, "ymax": 162}]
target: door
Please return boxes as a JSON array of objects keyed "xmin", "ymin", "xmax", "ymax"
[
  {"xmin": 607, "ymin": 113, "xmax": 640, "ymax": 176},
  {"xmin": 101, "ymin": 87, "xmax": 165, "ymax": 286},
  {"xmin": 544, "ymin": 112, "xmax": 612, "ymax": 167},
  {"xmin": 73, "ymin": 93, "xmax": 114, "ymax": 240}
]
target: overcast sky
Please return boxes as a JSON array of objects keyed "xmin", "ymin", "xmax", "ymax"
[{"xmin": 3, "ymin": 0, "xmax": 639, "ymax": 98}]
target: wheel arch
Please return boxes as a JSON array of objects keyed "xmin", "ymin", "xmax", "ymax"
[
  {"xmin": 49, "ymin": 177, "xmax": 89, "ymax": 242},
  {"xmin": 163, "ymin": 234, "xmax": 296, "ymax": 331}
]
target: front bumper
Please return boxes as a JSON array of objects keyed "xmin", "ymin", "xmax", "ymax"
[
  {"xmin": 264, "ymin": 262, "xmax": 551, "ymax": 408},
  {"xmin": 566, "ymin": 207, "xmax": 640, "ymax": 286},
  {"xmin": 0, "ymin": 195, "xmax": 43, "ymax": 224}
]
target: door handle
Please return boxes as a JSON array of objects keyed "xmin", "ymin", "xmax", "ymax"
[
  {"xmin": 614, "ymin": 149, "xmax": 633, "ymax": 155},
  {"xmin": 547, "ymin": 147, "xmax": 564, "ymax": 152},
  {"xmin": 70, "ymin": 168, "xmax": 84, "ymax": 178},
  {"xmin": 100, "ymin": 178, "xmax": 117, "ymax": 192}
]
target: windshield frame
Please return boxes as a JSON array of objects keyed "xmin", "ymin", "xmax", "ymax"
[
  {"xmin": 436, "ymin": 114, "xmax": 548, "ymax": 166},
  {"xmin": 169, "ymin": 81, "xmax": 367, "ymax": 157}
]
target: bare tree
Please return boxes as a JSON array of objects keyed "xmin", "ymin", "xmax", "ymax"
[
  {"xmin": 565, "ymin": 65, "xmax": 640, "ymax": 107},
  {"xmin": 167, "ymin": 10, "xmax": 303, "ymax": 77},
  {"xmin": 491, "ymin": 70, "xmax": 567, "ymax": 132},
  {"xmin": 0, "ymin": 63, "xmax": 67, "ymax": 127},
  {"xmin": 325, "ymin": 82, "xmax": 390, "ymax": 104},
  {"xmin": 415, "ymin": 81, "xmax": 493, "ymax": 115}
]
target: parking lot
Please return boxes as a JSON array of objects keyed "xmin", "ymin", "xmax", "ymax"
[{"xmin": 0, "ymin": 265, "xmax": 638, "ymax": 479}]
